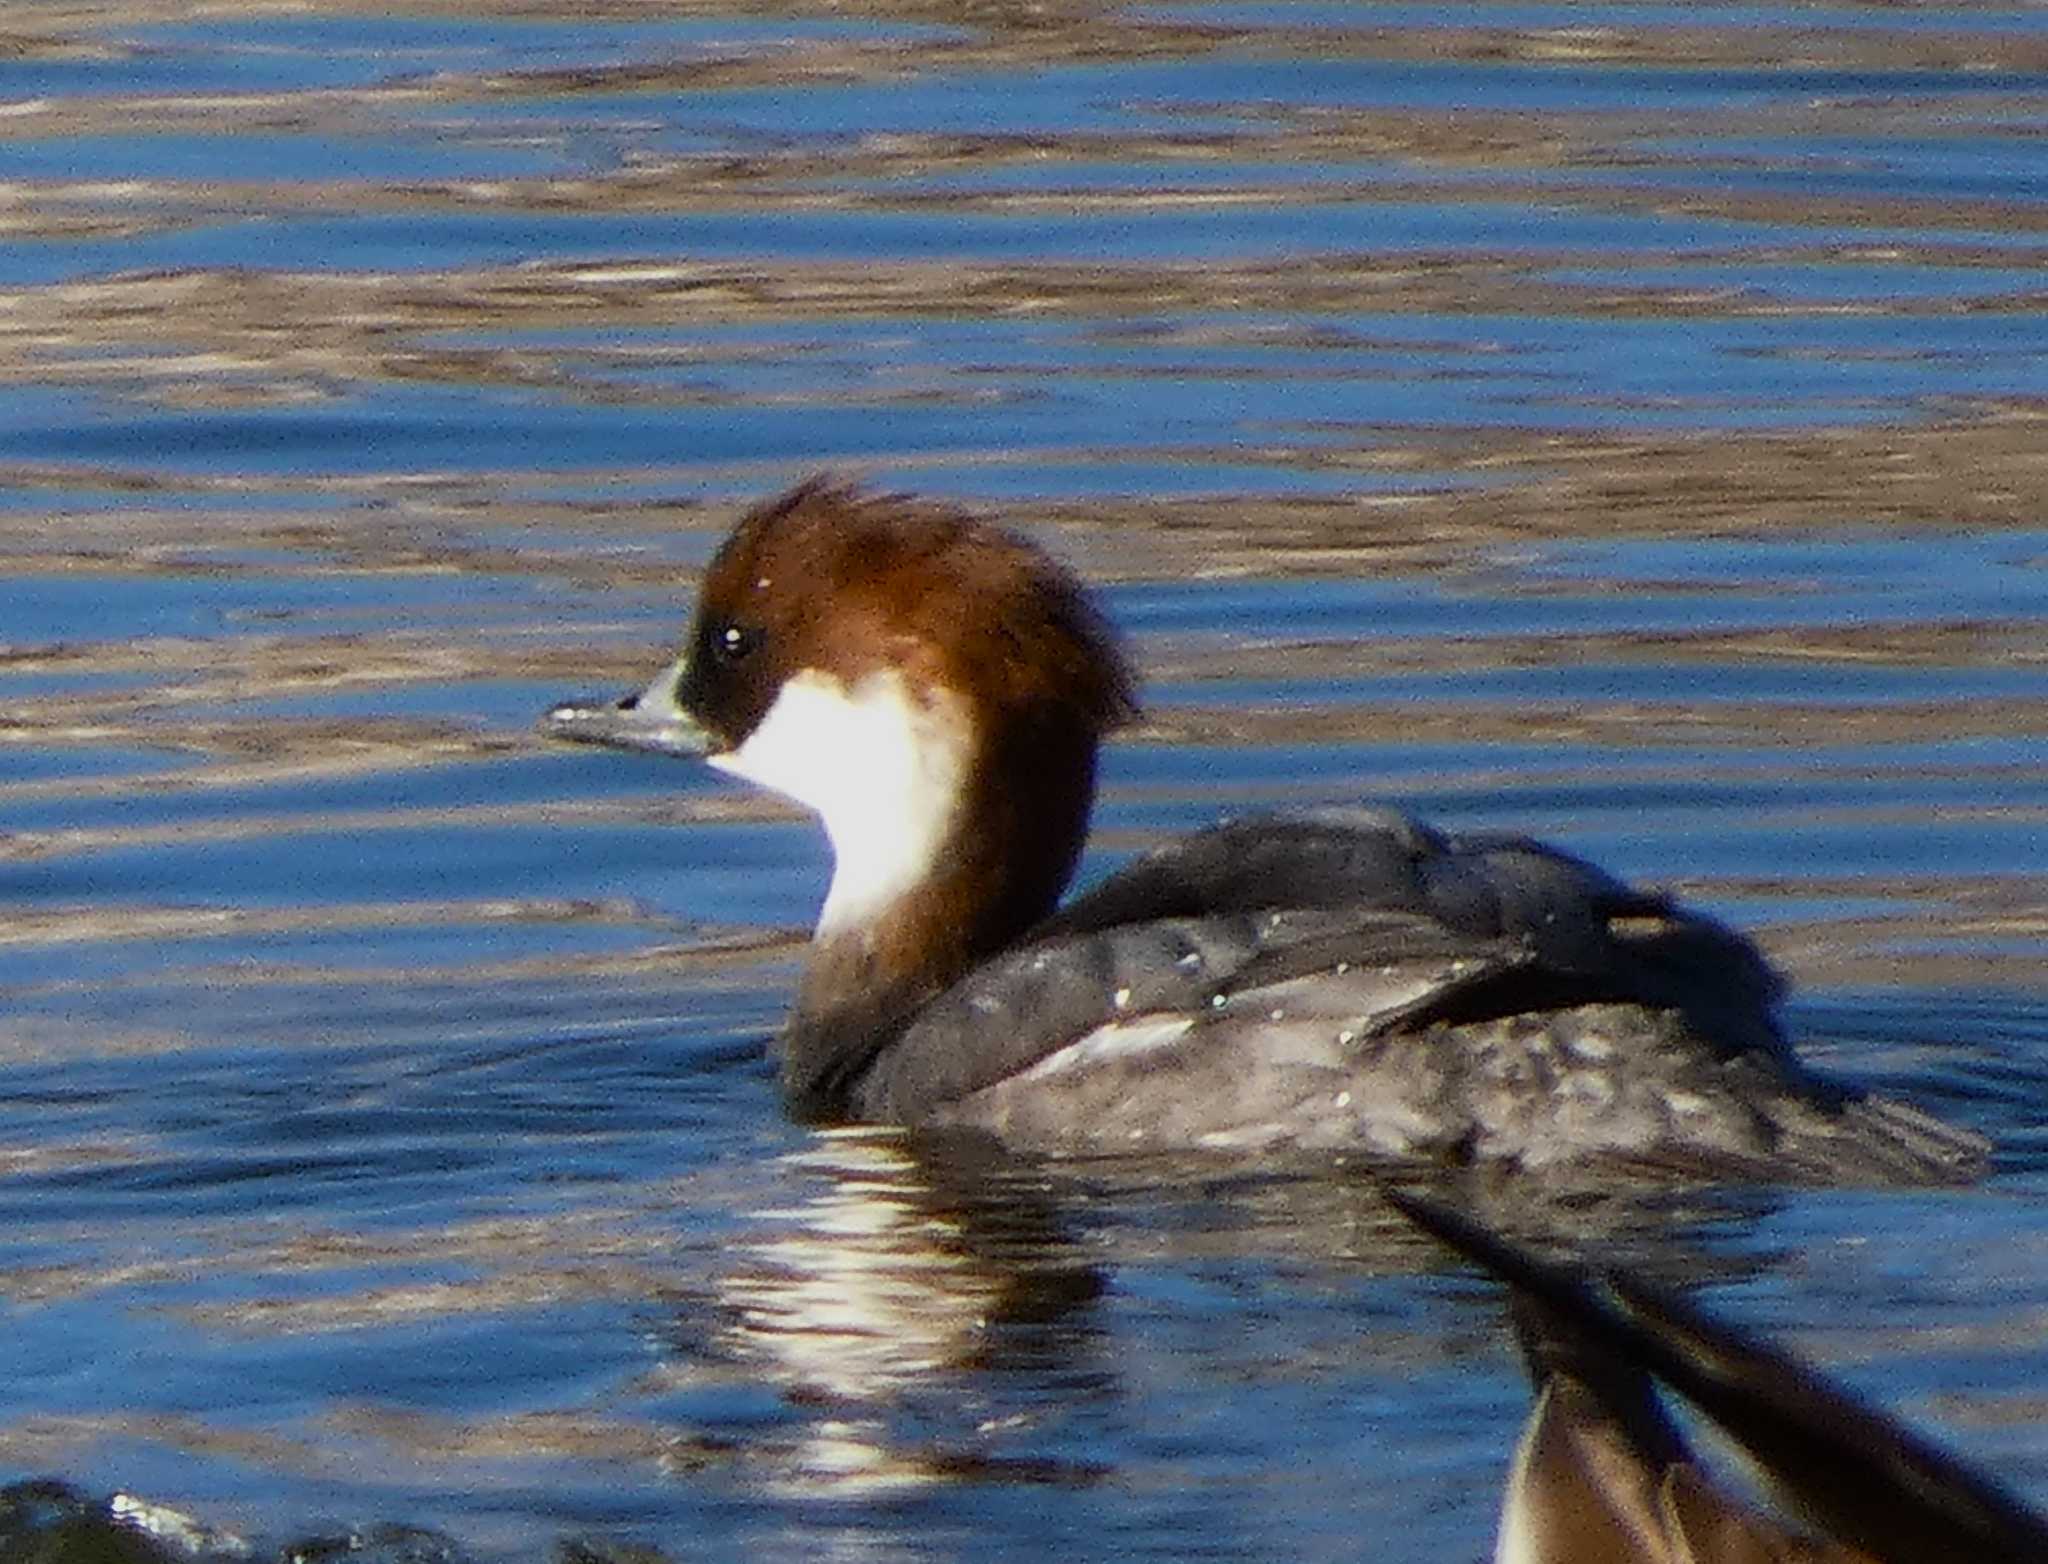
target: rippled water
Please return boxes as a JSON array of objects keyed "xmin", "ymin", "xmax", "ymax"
[{"xmin": 2, "ymin": 3, "xmax": 2047, "ymax": 1559}]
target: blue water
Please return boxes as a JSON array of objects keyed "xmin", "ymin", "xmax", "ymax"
[{"xmin": 2, "ymin": 4, "xmax": 2046, "ymax": 1560}]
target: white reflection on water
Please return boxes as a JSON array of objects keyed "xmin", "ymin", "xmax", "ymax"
[
  {"xmin": 716, "ymin": 1129, "xmax": 1099, "ymax": 1498},
  {"xmin": 726, "ymin": 1131, "xmax": 1005, "ymax": 1401}
]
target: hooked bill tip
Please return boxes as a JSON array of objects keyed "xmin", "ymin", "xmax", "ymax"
[
  {"xmin": 537, "ymin": 692, "xmax": 715, "ymax": 759},
  {"xmin": 539, "ymin": 697, "xmax": 607, "ymax": 735}
]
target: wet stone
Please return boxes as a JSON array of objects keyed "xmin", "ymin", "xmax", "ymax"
[
  {"xmin": 280, "ymin": 1525, "xmax": 473, "ymax": 1564},
  {"xmin": 554, "ymin": 1542, "xmax": 678, "ymax": 1564},
  {"xmin": 0, "ymin": 1479, "xmax": 203, "ymax": 1564}
]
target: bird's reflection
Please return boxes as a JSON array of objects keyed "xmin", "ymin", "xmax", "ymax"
[
  {"xmin": 706, "ymin": 1126, "xmax": 1103, "ymax": 1497},
  {"xmin": 695, "ymin": 1127, "xmax": 1794, "ymax": 1489}
]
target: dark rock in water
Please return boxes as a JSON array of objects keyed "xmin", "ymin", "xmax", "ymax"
[
  {"xmin": 554, "ymin": 1542, "xmax": 677, "ymax": 1564},
  {"xmin": 0, "ymin": 1481, "xmax": 488, "ymax": 1564},
  {"xmin": 0, "ymin": 1479, "xmax": 190, "ymax": 1564},
  {"xmin": 279, "ymin": 1524, "xmax": 472, "ymax": 1563}
]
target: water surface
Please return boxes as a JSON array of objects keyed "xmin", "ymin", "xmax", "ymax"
[{"xmin": 2, "ymin": 2, "xmax": 2046, "ymax": 1559}]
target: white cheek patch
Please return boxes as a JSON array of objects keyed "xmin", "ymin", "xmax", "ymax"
[{"xmin": 711, "ymin": 668, "xmax": 973, "ymax": 935}]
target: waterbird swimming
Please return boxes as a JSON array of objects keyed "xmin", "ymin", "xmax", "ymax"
[{"xmin": 544, "ymin": 479, "xmax": 1983, "ymax": 1180}]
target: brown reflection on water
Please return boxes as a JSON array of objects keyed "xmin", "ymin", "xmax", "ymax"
[{"xmin": 5, "ymin": 412, "xmax": 2046, "ymax": 590}]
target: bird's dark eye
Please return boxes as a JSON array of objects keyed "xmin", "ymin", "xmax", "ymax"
[{"xmin": 711, "ymin": 623, "xmax": 763, "ymax": 664}]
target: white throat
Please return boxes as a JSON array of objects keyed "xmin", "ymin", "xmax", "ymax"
[{"xmin": 709, "ymin": 667, "xmax": 973, "ymax": 937}]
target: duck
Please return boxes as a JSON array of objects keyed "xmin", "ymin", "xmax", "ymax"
[
  {"xmin": 1390, "ymin": 1189, "xmax": 2048, "ymax": 1563},
  {"xmin": 543, "ymin": 478, "xmax": 1983, "ymax": 1180}
]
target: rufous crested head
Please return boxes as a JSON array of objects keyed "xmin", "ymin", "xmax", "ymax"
[
  {"xmin": 676, "ymin": 477, "xmax": 1136, "ymax": 761},
  {"xmin": 545, "ymin": 479, "xmax": 1138, "ymax": 1025}
]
